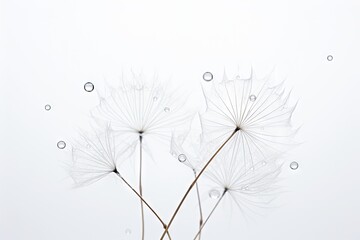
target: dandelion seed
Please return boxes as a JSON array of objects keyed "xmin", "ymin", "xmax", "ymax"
[
  {"xmin": 91, "ymin": 74, "xmax": 190, "ymax": 152},
  {"xmin": 191, "ymin": 140, "xmax": 283, "ymax": 240},
  {"xmin": 200, "ymin": 70, "xmax": 298, "ymax": 167},
  {"xmin": 70, "ymin": 126, "xmax": 119, "ymax": 186},
  {"xmin": 205, "ymin": 142, "xmax": 282, "ymax": 212}
]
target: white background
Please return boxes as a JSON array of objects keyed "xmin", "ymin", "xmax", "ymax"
[{"xmin": 1, "ymin": 0, "xmax": 360, "ymax": 239}]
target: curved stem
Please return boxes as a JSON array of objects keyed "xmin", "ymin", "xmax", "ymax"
[
  {"xmin": 193, "ymin": 190, "xmax": 227, "ymax": 240},
  {"xmin": 160, "ymin": 128, "xmax": 238, "ymax": 239},
  {"xmin": 114, "ymin": 172, "xmax": 172, "ymax": 239},
  {"xmin": 193, "ymin": 170, "xmax": 203, "ymax": 240},
  {"xmin": 139, "ymin": 136, "xmax": 145, "ymax": 240}
]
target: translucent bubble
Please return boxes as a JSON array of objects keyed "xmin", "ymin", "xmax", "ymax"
[
  {"xmin": 327, "ymin": 55, "xmax": 333, "ymax": 61},
  {"xmin": 84, "ymin": 82, "xmax": 94, "ymax": 92},
  {"xmin": 203, "ymin": 72, "xmax": 213, "ymax": 82},
  {"xmin": 45, "ymin": 104, "xmax": 51, "ymax": 111},
  {"xmin": 209, "ymin": 189, "xmax": 220, "ymax": 199},
  {"xmin": 153, "ymin": 96, "xmax": 158, "ymax": 101},
  {"xmin": 290, "ymin": 161, "xmax": 299, "ymax": 170},
  {"xmin": 164, "ymin": 107, "xmax": 170, "ymax": 112},
  {"xmin": 178, "ymin": 154, "xmax": 187, "ymax": 162},
  {"xmin": 57, "ymin": 141, "xmax": 66, "ymax": 149},
  {"xmin": 125, "ymin": 228, "xmax": 131, "ymax": 235},
  {"xmin": 249, "ymin": 95, "xmax": 257, "ymax": 102}
]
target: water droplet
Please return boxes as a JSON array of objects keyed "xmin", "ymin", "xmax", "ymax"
[
  {"xmin": 164, "ymin": 107, "xmax": 170, "ymax": 112},
  {"xmin": 125, "ymin": 228, "xmax": 132, "ymax": 235},
  {"xmin": 178, "ymin": 154, "xmax": 187, "ymax": 162},
  {"xmin": 236, "ymin": 75, "xmax": 241, "ymax": 80},
  {"xmin": 209, "ymin": 189, "xmax": 220, "ymax": 199},
  {"xmin": 45, "ymin": 104, "xmax": 51, "ymax": 111},
  {"xmin": 327, "ymin": 55, "xmax": 333, "ymax": 61},
  {"xmin": 290, "ymin": 161, "xmax": 299, "ymax": 170},
  {"xmin": 84, "ymin": 82, "xmax": 94, "ymax": 92},
  {"xmin": 203, "ymin": 72, "xmax": 213, "ymax": 82},
  {"xmin": 249, "ymin": 95, "xmax": 257, "ymax": 102},
  {"xmin": 57, "ymin": 141, "xmax": 66, "ymax": 149},
  {"xmin": 153, "ymin": 96, "xmax": 158, "ymax": 101}
]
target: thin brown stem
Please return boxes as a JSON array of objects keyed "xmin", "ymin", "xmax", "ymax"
[
  {"xmin": 139, "ymin": 135, "xmax": 145, "ymax": 240},
  {"xmin": 193, "ymin": 189, "xmax": 227, "ymax": 240},
  {"xmin": 193, "ymin": 170, "xmax": 203, "ymax": 240},
  {"xmin": 114, "ymin": 172, "xmax": 172, "ymax": 240},
  {"xmin": 160, "ymin": 128, "xmax": 239, "ymax": 239}
]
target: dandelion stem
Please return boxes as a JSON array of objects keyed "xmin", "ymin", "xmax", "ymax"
[
  {"xmin": 160, "ymin": 128, "xmax": 239, "ymax": 239},
  {"xmin": 114, "ymin": 172, "xmax": 172, "ymax": 240},
  {"xmin": 139, "ymin": 135, "xmax": 145, "ymax": 240},
  {"xmin": 193, "ymin": 170, "xmax": 203, "ymax": 240},
  {"xmin": 192, "ymin": 189, "xmax": 227, "ymax": 240}
]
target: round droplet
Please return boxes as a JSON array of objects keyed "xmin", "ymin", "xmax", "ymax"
[
  {"xmin": 125, "ymin": 228, "xmax": 132, "ymax": 235},
  {"xmin": 164, "ymin": 107, "xmax": 170, "ymax": 112},
  {"xmin": 84, "ymin": 82, "xmax": 94, "ymax": 92},
  {"xmin": 209, "ymin": 189, "xmax": 220, "ymax": 199},
  {"xmin": 178, "ymin": 154, "xmax": 187, "ymax": 163},
  {"xmin": 153, "ymin": 96, "xmax": 158, "ymax": 101},
  {"xmin": 203, "ymin": 72, "xmax": 213, "ymax": 82},
  {"xmin": 327, "ymin": 55, "xmax": 333, "ymax": 61},
  {"xmin": 57, "ymin": 141, "xmax": 66, "ymax": 149},
  {"xmin": 249, "ymin": 95, "xmax": 257, "ymax": 102},
  {"xmin": 236, "ymin": 75, "xmax": 241, "ymax": 80},
  {"xmin": 45, "ymin": 104, "xmax": 51, "ymax": 111},
  {"xmin": 290, "ymin": 161, "xmax": 299, "ymax": 170}
]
